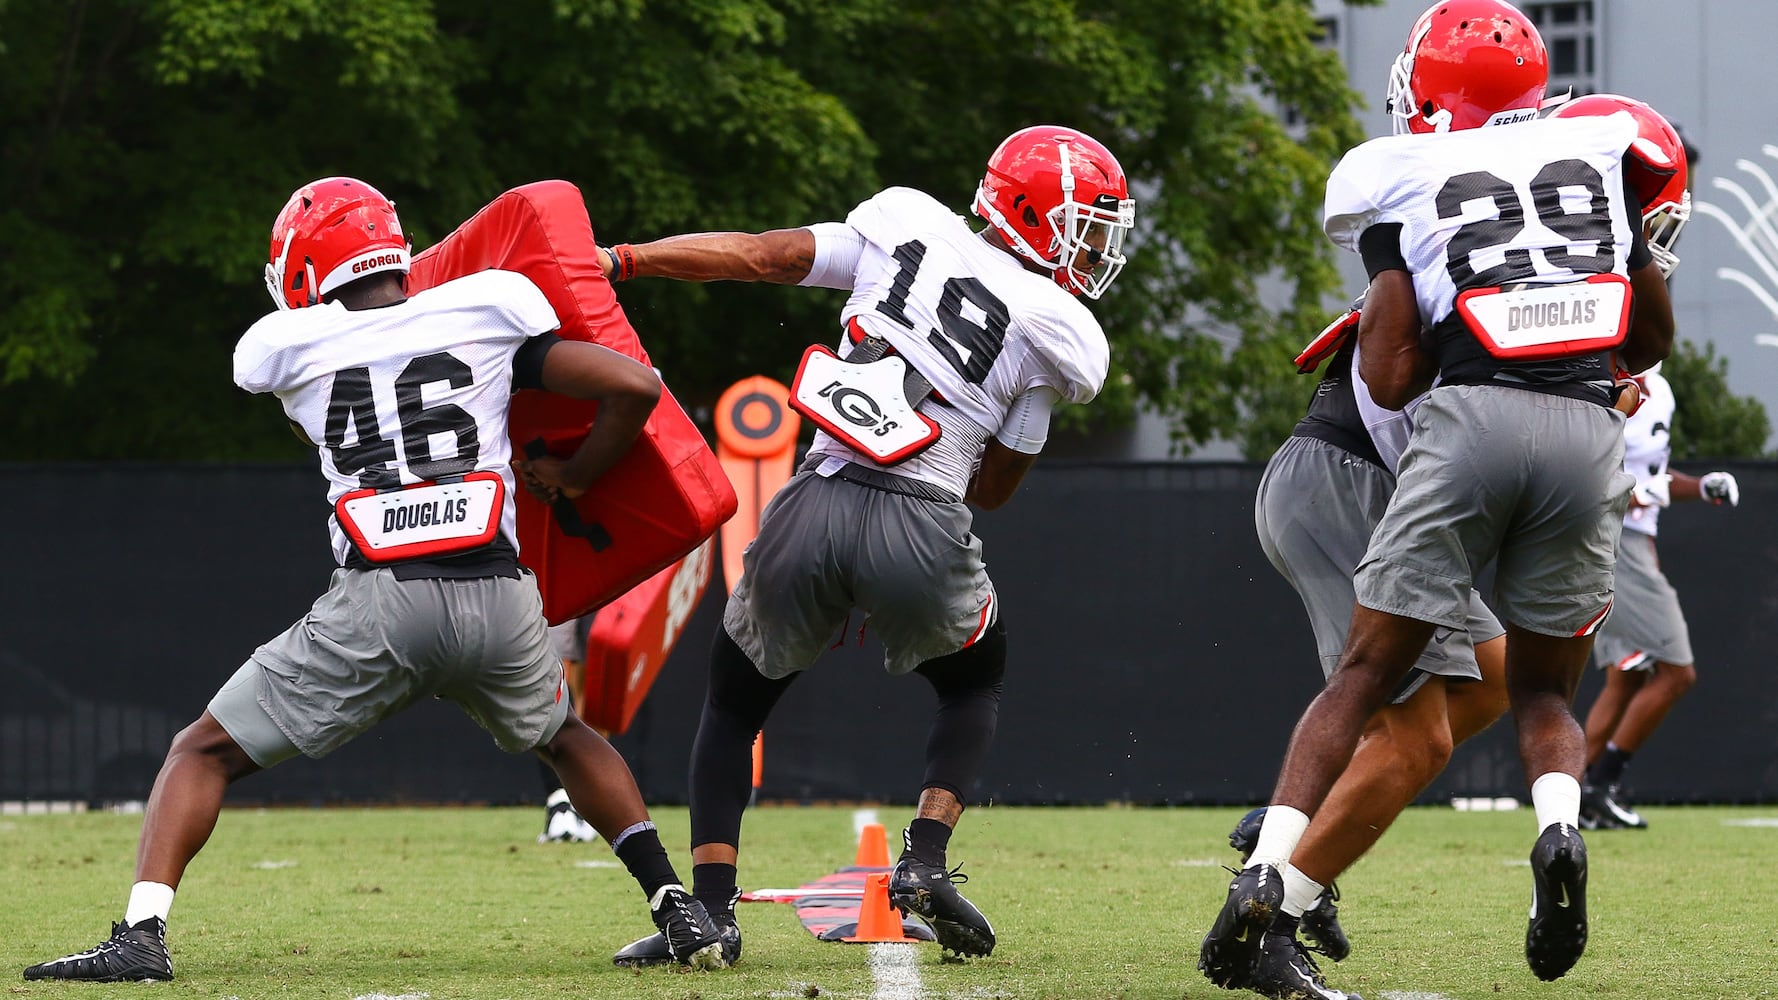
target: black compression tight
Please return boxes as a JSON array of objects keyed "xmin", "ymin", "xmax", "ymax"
[
  {"xmin": 689, "ymin": 629, "xmax": 797, "ymax": 849},
  {"xmin": 915, "ymin": 617, "xmax": 1007, "ymax": 804},
  {"xmin": 687, "ymin": 617, "xmax": 1008, "ymax": 848}
]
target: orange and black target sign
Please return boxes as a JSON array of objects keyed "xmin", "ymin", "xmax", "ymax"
[{"xmin": 715, "ymin": 376, "xmax": 799, "ymax": 459}]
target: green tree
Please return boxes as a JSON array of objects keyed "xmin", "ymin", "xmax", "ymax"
[
  {"xmin": 2, "ymin": 0, "xmax": 1364, "ymax": 460},
  {"xmin": 1660, "ymin": 338, "xmax": 1772, "ymax": 459}
]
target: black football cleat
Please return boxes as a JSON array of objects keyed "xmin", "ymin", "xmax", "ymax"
[
  {"xmin": 641, "ymin": 885, "xmax": 726, "ymax": 969},
  {"xmin": 1199, "ymin": 864, "xmax": 1283, "ymax": 988},
  {"xmin": 1525, "ymin": 823, "xmax": 1588, "ymax": 981},
  {"xmin": 615, "ymin": 889, "xmax": 741, "ymax": 968},
  {"xmin": 1246, "ymin": 930, "xmax": 1364, "ymax": 1000},
  {"xmin": 1581, "ymin": 783, "xmax": 1647, "ymax": 830},
  {"xmin": 1229, "ymin": 807, "xmax": 1350, "ymax": 962},
  {"xmin": 23, "ymin": 917, "xmax": 173, "ymax": 982},
  {"xmin": 887, "ymin": 830, "xmax": 996, "ymax": 957},
  {"xmin": 1577, "ymin": 783, "xmax": 1626, "ymax": 830}
]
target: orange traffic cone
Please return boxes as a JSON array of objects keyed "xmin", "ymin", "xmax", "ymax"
[
  {"xmin": 843, "ymin": 872, "xmax": 912, "ymax": 943},
  {"xmin": 853, "ymin": 822, "xmax": 890, "ymax": 868}
]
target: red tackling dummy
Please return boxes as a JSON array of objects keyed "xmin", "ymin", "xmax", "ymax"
[
  {"xmin": 408, "ymin": 181, "xmax": 736, "ymax": 624},
  {"xmin": 582, "ymin": 537, "xmax": 717, "ymax": 735}
]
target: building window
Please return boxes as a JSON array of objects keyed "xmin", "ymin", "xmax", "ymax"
[{"xmin": 1524, "ymin": 2, "xmax": 1597, "ymax": 97}]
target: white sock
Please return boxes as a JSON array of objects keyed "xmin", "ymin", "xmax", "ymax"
[
  {"xmin": 124, "ymin": 881, "xmax": 175, "ymax": 928},
  {"xmin": 1530, "ymin": 772, "xmax": 1581, "ymax": 831},
  {"xmin": 1247, "ymin": 805, "xmax": 1310, "ymax": 872},
  {"xmin": 1280, "ymin": 863, "xmax": 1326, "ymax": 918}
]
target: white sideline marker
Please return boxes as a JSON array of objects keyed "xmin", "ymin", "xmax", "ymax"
[
  {"xmin": 854, "ymin": 808, "xmax": 880, "ymax": 835},
  {"xmin": 1382, "ymin": 991, "xmax": 1460, "ymax": 1000},
  {"xmin": 353, "ymin": 993, "xmax": 430, "ymax": 1000},
  {"xmin": 1722, "ymin": 818, "xmax": 1778, "ymax": 827},
  {"xmin": 868, "ymin": 941, "xmax": 922, "ymax": 1000}
]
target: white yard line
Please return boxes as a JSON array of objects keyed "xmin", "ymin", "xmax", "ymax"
[
  {"xmin": 353, "ymin": 992, "xmax": 430, "ymax": 1000},
  {"xmin": 1381, "ymin": 991, "xmax": 1460, "ymax": 1000},
  {"xmin": 1722, "ymin": 817, "xmax": 1778, "ymax": 827},
  {"xmin": 867, "ymin": 942, "xmax": 922, "ymax": 1000}
]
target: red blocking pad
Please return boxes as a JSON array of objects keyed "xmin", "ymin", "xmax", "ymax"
[
  {"xmin": 408, "ymin": 180, "xmax": 736, "ymax": 623},
  {"xmin": 742, "ymin": 868, "xmax": 936, "ymax": 943}
]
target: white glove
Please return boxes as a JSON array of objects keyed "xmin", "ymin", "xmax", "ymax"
[
  {"xmin": 1701, "ymin": 471, "xmax": 1740, "ymax": 507},
  {"xmin": 1631, "ymin": 473, "xmax": 1672, "ymax": 509}
]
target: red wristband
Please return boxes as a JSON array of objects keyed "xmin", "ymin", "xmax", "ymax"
[{"xmin": 611, "ymin": 243, "xmax": 637, "ymax": 281}]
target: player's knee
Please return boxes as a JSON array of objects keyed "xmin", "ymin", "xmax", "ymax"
[
  {"xmin": 169, "ymin": 715, "xmax": 258, "ymax": 778},
  {"xmin": 916, "ymin": 617, "xmax": 1007, "ymax": 698},
  {"xmin": 1658, "ymin": 661, "xmax": 1697, "ymax": 694}
]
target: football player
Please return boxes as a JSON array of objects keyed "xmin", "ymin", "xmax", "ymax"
[
  {"xmin": 1233, "ymin": 321, "xmax": 1512, "ymax": 997},
  {"xmin": 1199, "ymin": 0, "xmax": 1675, "ymax": 991},
  {"xmin": 1579, "ymin": 361, "xmax": 1737, "ymax": 830},
  {"xmin": 25, "ymin": 178, "xmax": 725, "ymax": 982},
  {"xmin": 1540, "ymin": 95, "xmax": 1726, "ymax": 834},
  {"xmin": 601, "ymin": 125, "xmax": 1134, "ymax": 966},
  {"xmin": 1222, "ymin": 89, "xmax": 1700, "ymax": 999}
]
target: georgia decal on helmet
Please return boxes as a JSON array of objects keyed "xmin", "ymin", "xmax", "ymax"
[
  {"xmin": 973, "ymin": 125, "xmax": 1136, "ymax": 299},
  {"xmin": 1387, "ymin": 0, "xmax": 1549, "ymax": 135},
  {"xmin": 1551, "ymin": 94, "xmax": 1693, "ymax": 277},
  {"xmin": 264, "ymin": 177, "xmax": 411, "ymax": 310}
]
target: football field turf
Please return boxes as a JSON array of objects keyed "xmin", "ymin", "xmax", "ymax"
[{"xmin": 4, "ymin": 803, "xmax": 1775, "ymax": 999}]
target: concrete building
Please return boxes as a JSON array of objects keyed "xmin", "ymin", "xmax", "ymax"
[
  {"xmin": 1062, "ymin": 1, "xmax": 1775, "ymax": 460},
  {"xmin": 1313, "ymin": 0, "xmax": 1776, "ymax": 443}
]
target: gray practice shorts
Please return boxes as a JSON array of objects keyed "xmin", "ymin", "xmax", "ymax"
[
  {"xmin": 723, "ymin": 462, "xmax": 996, "ymax": 679},
  {"xmin": 1357, "ymin": 384, "xmax": 1633, "ymax": 637},
  {"xmin": 209, "ymin": 567, "xmax": 570, "ymax": 767},
  {"xmin": 1256, "ymin": 435, "xmax": 1503, "ymax": 700},
  {"xmin": 1592, "ymin": 526, "xmax": 1694, "ymax": 669}
]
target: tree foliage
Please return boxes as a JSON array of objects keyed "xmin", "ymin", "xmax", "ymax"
[
  {"xmin": 1, "ymin": 0, "xmax": 1367, "ymax": 460},
  {"xmin": 1660, "ymin": 338, "xmax": 1772, "ymax": 460}
]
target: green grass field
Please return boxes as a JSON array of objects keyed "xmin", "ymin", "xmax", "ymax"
[{"xmin": 4, "ymin": 804, "xmax": 1776, "ymax": 999}]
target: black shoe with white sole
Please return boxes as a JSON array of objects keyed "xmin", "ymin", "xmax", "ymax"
[
  {"xmin": 1228, "ymin": 808, "xmax": 1350, "ymax": 962},
  {"xmin": 1199, "ymin": 864, "xmax": 1283, "ymax": 988},
  {"xmin": 1246, "ymin": 931, "xmax": 1364, "ymax": 1000},
  {"xmin": 887, "ymin": 830, "xmax": 996, "ymax": 957},
  {"xmin": 615, "ymin": 889, "xmax": 741, "ymax": 968},
  {"xmin": 24, "ymin": 917, "xmax": 173, "ymax": 982},
  {"xmin": 1525, "ymin": 823, "xmax": 1588, "ymax": 981},
  {"xmin": 644, "ymin": 885, "xmax": 727, "ymax": 969}
]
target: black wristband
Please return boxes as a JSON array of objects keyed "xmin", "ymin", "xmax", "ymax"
[{"xmin": 600, "ymin": 245, "xmax": 622, "ymax": 281}]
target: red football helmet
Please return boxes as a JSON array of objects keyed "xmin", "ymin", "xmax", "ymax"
[
  {"xmin": 1387, "ymin": 0, "xmax": 1548, "ymax": 135},
  {"xmin": 974, "ymin": 125, "xmax": 1135, "ymax": 299},
  {"xmin": 1551, "ymin": 93, "xmax": 1692, "ymax": 277},
  {"xmin": 264, "ymin": 177, "xmax": 410, "ymax": 310}
]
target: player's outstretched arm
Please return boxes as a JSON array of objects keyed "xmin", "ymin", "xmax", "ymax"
[
  {"xmin": 1620, "ymin": 260, "xmax": 1675, "ymax": 374},
  {"xmin": 1668, "ymin": 469, "xmax": 1741, "ymax": 506},
  {"xmin": 599, "ymin": 228, "xmax": 816, "ymax": 285},
  {"xmin": 518, "ymin": 342, "xmax": 662, "ymax": 501}
]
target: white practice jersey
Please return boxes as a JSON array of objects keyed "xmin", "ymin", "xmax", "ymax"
[
  {"xmin": 804, "ymin": 186, "xmax": 1109, "ymax": 497},
  {"xmin": 233, "ymin": 269, "xmax": 560, "ymax": 564},
  {"xmin": 1622, "ymin": 370, "xmax": 1676, "ymax": 537},
  {"xmin": 1349, "ymin": 343, "xmax": 1427, "ymax": 475},
  {"xmin": 1324, "ymin": 113, "xmax": 1640, "ymax": 333}
]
